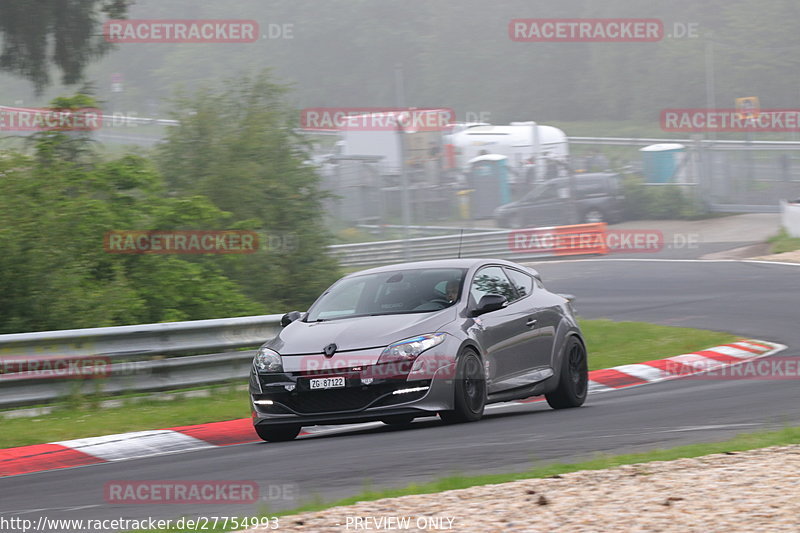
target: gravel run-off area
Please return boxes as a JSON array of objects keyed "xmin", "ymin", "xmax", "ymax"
[
  {"xmin": 753, "ymin": 250, "xmax": 800, "ymax": 263},
  {"xmin": 249, "ymin": 444, "xmax": 800, "ymax": 532}
]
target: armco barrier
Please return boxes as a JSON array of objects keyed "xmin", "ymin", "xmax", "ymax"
[
  {"xmin": 330, "ymin": 223, "xmax": 608, "ymax": 267},
  {"xmin": 507, "ymin": 223, "xmax": 608, "ymax": 256},
  {"xmin": 0, "ymin": 351, "xmax": 256, "ymax": 409},
  {"xmin": 0, "ymin": 314, "xmax": 281, "ymax": 408},
  {"xmin": 0, "ymin": 315, "xmax": 282, "ymax": 361}
]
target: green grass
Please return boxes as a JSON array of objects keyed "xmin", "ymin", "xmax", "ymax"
[
  {"xmin": 579, "ymin": 319, "xmax": 736, "ymax": 370},
  {"xmin": 0, "ymin": 319, "xmax": 737, "ymax": 449},
  {"xmin": 0, "ymin": 385, "xmax": 249, "ymax": 449},
  {"xmin": 767, "ymin": 229, "xmax": 800, "ymax": 254},
  {"xmin": 132, "ymin": 425, "xmax": 800, "ymax": 532}
]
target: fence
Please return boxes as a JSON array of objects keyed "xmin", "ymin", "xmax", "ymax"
[{"xmin": 571, "ymin": 137, "xmax": 800, "ymax": 213}]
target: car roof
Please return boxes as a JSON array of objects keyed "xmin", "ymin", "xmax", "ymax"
[{"xmin": 342, "ymin": 258, "xmax": 538, "ymax": 279}]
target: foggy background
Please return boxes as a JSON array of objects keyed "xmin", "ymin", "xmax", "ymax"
[{"xmin": 3, "ymin": 0, "xmax": 799, "ymax": 127}]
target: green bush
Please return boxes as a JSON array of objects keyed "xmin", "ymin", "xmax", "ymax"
[
  {"xmin": 0, "ymin": 83, "xmax": 341, "ymax": 334},
  {"xmin": 621, "ymin": 175, "xmax": 704, "ymax": 220}
]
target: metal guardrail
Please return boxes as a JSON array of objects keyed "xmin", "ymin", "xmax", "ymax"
[
  {"xmin": 0, "ymin": 315, "xmax": 283, "ymax": 409},
  {"xmin": 0, "ymin": 314, "xmax": 282, "ymax": 360},
  {"xmin": 328, "ymin": 226, "xmax": 601, "ymax": 267},
  {"xmin": 356, "ymin": 223, "xmax": 498, "ymax": 234},
  {"xmin": 570, "ymin": 136, "xmax": 800, "ymax": 150},
  {"xmin": 0, "ymin": 350, "xmax": 257, "ymax": 409}
]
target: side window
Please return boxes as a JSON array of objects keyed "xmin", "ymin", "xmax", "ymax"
[
  {"xmin": 541, "ymin": 183, "xmax": 557, "ymax": 199},
  {"xmin": 504, "ymin": 268, "xmax": 534, "ymax": 299},
  {"xmin": 469, "ymin": 266, "xmax": 517, "ymax": 306}
]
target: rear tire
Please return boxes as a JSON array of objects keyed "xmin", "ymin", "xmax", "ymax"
[
  {"xmin": 545, "ymin": 337, "xmax": 588, "ymax": 409},
  {"xmin": 440, "ymin": 350, "xmax": 486, "ymax": 423},
  {"xmin": 254, "ymin": 424, "xmax": 301, "ymax": 442}
]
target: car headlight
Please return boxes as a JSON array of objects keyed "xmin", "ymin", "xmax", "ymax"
[
  {"xmin": 378, "ymin": 333, "xmax": 447, "ymax": 364},
  {"xmin": 253, "ymin": 347, "xmax": 283, "ymax": 373}
]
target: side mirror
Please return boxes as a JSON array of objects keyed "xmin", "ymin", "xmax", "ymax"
[
  {"xmin": 280, "ymin": 311, "xmax": 304, "ymax": 327},
  {"xmin": 471, "ymin": 294, "xmax": 507, "ymax": 317}
]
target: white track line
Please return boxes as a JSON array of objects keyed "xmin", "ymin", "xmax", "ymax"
[{"xmin": 526, "ymin": 257, "xmax": 800, "ymax": 267}]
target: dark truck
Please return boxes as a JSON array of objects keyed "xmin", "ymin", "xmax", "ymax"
[{"xmin": 494, "ymin": 172, "xmax": 623, "ymax": 229}]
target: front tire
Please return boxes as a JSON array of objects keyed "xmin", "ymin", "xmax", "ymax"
[
  {"xmin": 440, "ymin": 350, "xmax": 486, "ymax": 423},
  {"xmin": 254, "ymin": 424, "xmax": 301, "ymax": 442},
  {"xmin": 545, "ymin": 337, "xmax": 588, "ymax": 409}
]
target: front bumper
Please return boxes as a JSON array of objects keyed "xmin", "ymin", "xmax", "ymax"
[{"xmin": 250, "ymin": 361, "xmax": 457, "ymax": 427}]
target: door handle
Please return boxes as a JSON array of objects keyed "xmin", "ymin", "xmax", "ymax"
[{"xmin": 526, "ymin": 318, "xmax": 537, "ymax": 328}]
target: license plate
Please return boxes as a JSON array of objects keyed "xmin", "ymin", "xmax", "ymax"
[{"xmin": 309, "ymin": 376, "xmax": 346, "ymax": 390}]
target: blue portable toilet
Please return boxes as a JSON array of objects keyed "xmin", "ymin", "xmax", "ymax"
[
  {"xmin": 639, "ymin": 143, "xmax": 686, "ymax": 183},
  {"xmin": 467, "ymin": 154, "xmax": 511, "ymax": 218}
]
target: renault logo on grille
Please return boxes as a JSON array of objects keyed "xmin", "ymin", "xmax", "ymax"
[{"xmin": 323, "ymin": 343, "xmax": 337, "ymax": 358}]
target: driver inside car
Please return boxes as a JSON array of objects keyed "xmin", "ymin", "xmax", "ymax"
[{"xmin": 445, "ymin": 279, "xmax": 460, "ymax": 303}]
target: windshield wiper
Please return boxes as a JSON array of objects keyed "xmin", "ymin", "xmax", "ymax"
[{"xmin": 368, "ymin": 310, "xmax": 427, "ymax": 316}]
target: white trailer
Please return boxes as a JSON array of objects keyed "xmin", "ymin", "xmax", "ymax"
[
  {"xmin": 338, "ymin": 109, "xmax": 451, "ymax": 176},
  {"xmin": 448, "ymin": 121, "xmax": 569, "ymax": 182}
]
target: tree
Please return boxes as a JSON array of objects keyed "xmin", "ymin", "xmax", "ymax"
[
  {"xmin": 0, "ymin": 0, "xmax": 129, "ymax": 94},
  {"xmin": 0, "ymin": 93, "xmax": 266, "ymax": 333},
  {"xmin": 156, "ymin": 72, "xmax": 341, "ymax": 311}
]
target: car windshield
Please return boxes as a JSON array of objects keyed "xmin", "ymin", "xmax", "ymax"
[{"xmin": 305, "ymin": 268, "xmax": 467, "ymax": 321}]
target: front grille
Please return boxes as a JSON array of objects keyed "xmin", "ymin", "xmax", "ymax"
[
  {"xmin": 286, "ymin": 384, "xmax": 392, "ymax": 413},
  {"xmin": 256, "ymin": 380, "xmax": 431, "ymax": 415}
]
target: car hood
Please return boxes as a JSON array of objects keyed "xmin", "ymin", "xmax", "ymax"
[{"xmin": 267, "ymin": 307, "xmax": 458, "ymax": 355}]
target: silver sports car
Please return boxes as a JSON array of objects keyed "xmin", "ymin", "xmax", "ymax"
[{"xmin": 249, "ymin": 258, "xmax": 588, "ymax": 441}]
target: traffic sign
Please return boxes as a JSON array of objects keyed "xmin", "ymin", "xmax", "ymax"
[{"xmin": 735, "ymin": 96, "xmax": 760, "ymax": 119}]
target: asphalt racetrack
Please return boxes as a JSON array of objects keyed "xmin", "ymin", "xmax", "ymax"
[{"xmin": 1, "ymin": 258, "xmax": 798, "ymax": 527}]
